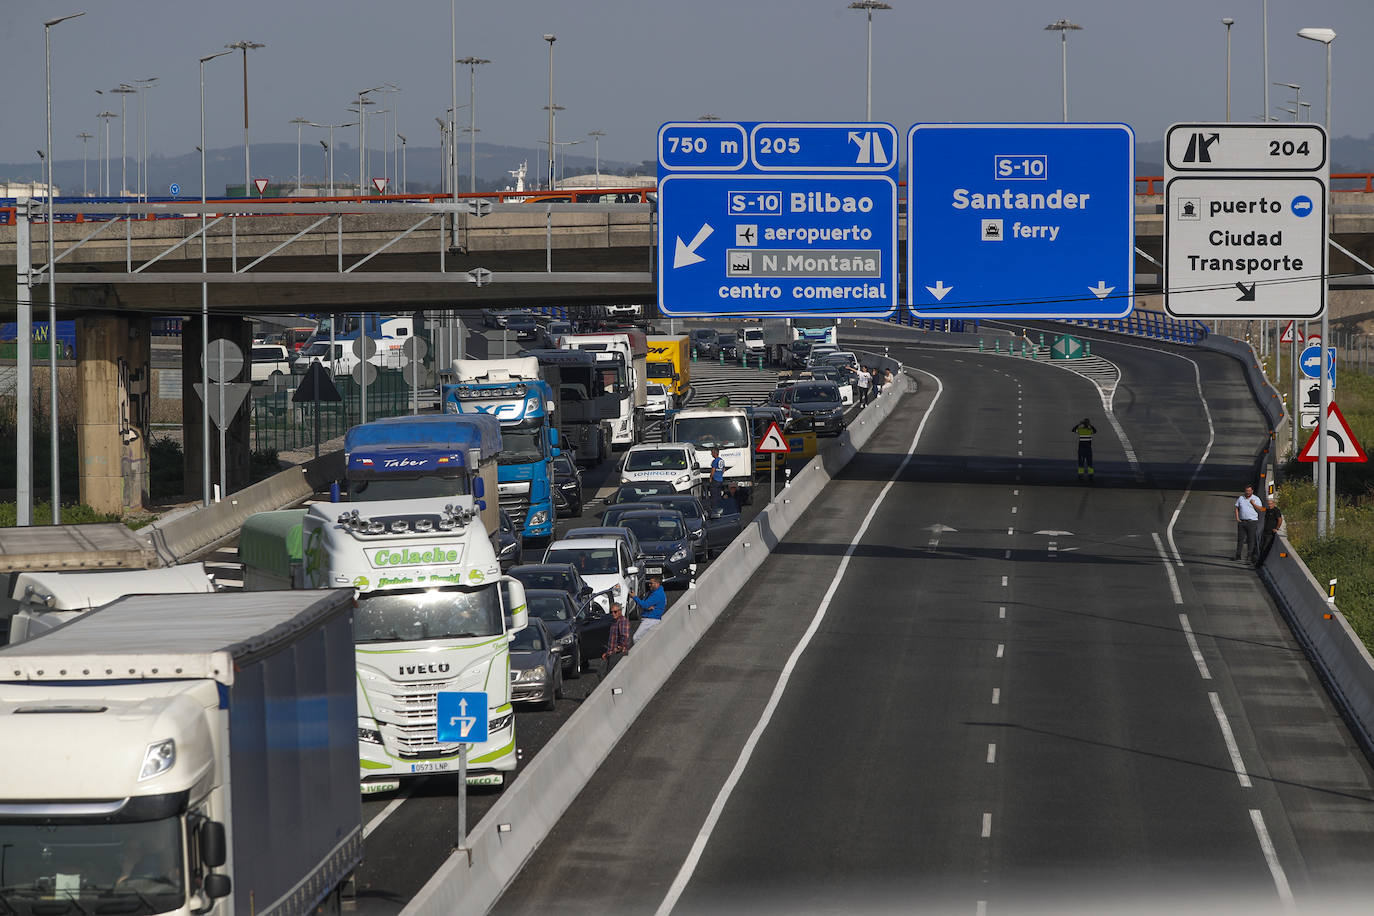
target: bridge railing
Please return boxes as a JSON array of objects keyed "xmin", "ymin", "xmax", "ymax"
[
  {"xmin": 250, "ymin": 371, "xmax": 416, "ymax": 454},
  {"xmin": 1059, "ymin": 308, "xmax": 1209, "ymax": 344},
  {"xmin": 882, "ymin": 306, "xmax": 977, "ymax": 334}
]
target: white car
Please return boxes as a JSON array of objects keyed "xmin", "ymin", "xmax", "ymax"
[
  {"xmin": 542, "ymin": 537, "xmax": 642, "ymax": 615},
  {"xmin": 618, "ymin": 443, "xmax": 703, "ymax": 494},
  {"xmin": 645, "ymin": 382, "xmax": 673, "ymax": 415}
]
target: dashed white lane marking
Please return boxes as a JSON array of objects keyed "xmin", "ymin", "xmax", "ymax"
[
  {"xmin": 1001, "ymin": 575, "xmax": 1008, "ymax": 586},
  {"xmin": 991, "ymin": 688, "xmax": 1001, "ymax": 705},
  {"xmin": 1048, "ymin": 541, "xmax": 1058, "ymax": 556},
  {"xmin": 655, "ymin": 365, "xmax": 947, "ymax": 916},
  {"xmin": 999, "ymin": 606, "xmax": 1006, "ymax": 619},
  {"xmin": 1150, "ymin": 532, "xmax": 1184, "ymax": 605},
  {"xmin": 1006, "ymin": 527, "xmax": 1014, "ymax": 535},
  {"xmin": 1011, "ymin": 506, "xmax": 1017, "ymax": 514},
  {"xmin": 1179, "ymin": 613, "xmax": 1213, "ymax": 680},
  {"xmin": 1209, "ymin": 691, "xmax": 1253, "ymax": 788},
  {"xmin": 981, "ymin": 813, "xmax": 993, "ymax": 838},
  {"xmin": 1004, "ymin": 549, "xmax": 1011, "ymax": 559},
  {"xmin": 1250, "ymin": 809, "xmax": 1296, "ymax": 911},
  {"xmin": 977, "ymin": 902, "xmax": 988, "ymax": 916},
  {"xmin": 1013, "ymin": 489, "xmax": 1018, "ymax": 496},
  {"xmin": 996, "ymin": 643, "xmax": 1004, "ymax": 658},
  {"xmin": 987, "ymin": 744, "xmax": 997, "ymax": 764}
]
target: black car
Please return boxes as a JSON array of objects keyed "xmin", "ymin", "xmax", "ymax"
[
  {"xmin": 482, "ymin": 308, "xmax": 509, "ymax": 328},
  {"xmin": 524, "ymin": 589, "xmax": 584, "ymax": 677},
  {"xmin": 509, "ymin": 618, "xmax": 562, "ymax": 709},
  {"xmin": 716, "ymin": 332, "xmax": 740, "ymax": 360},
  {"xmin": 506, "ymin": 313, "xmax": 544, "ymax": 340},
  {"xmin": 604, "ymin": 479, "xmax": 678, "ymax": 507},
  {"xmin": 507, "ymin": 563, "xmax": 609, "ymax": 661},
  {"xmin": 641, "ymin": 493, "xmax": 742, "ymax": 560},
  {"xmin": 552, "ymin": 453, "xmax": 583, "ymax": 516},
  {"xmin": 781, "ymin": 382, "xmax": 846, "ymax": 436},
  {"xmin": 613, "ymin": 509, "xmax": 696, "ymax": 585},
  {"xmin": 494, "ymin": 508, "xmax": 523, "ymax": 570},
  {"xmin": 690, "ymin": 328, "xmax": 719, "ymax": 358}
]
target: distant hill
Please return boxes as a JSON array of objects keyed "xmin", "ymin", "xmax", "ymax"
[{"xmin": 0, "ymin": 141, "xmax": 645, "ymax": 197}]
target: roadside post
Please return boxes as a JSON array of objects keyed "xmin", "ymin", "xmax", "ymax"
[
  {"xmin": 436, "ymin": 691, "xmax": 489, "ymax": 856},
  {"xmin": 756, "ymin": 421, "xmax": 790, "ymax": 501},
  {"xmin": 194, "ymin": 339, "xmax": 249, "ymax": 500}
]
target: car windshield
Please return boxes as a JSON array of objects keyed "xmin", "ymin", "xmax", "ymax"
[
  {"xmin": 625, "ymin": 449, "xmax": 689, "ymax": 471},
  {"xmin": 510, "ymin": 626, "xmax": 545, "ymax": 652},
  {"xmin": 651, "ymin": 497, "xmax": 703, "ymax": 520},
  {"xmin": 0, "ymin": 817, "xmax": 184, "ymax": 914},
  {"xmin": 354, "ymin": 586, "xmax": 503, "ymax": 642},
  {"xmin": 672, "ymin": 416, "xmax": 749, "ymax": 449},
  {"xmin": 612, "ymin": 481, "xmax": 675, "ymax": 502},
  {"xmin": 545, "ymin": 548, "xmax": 619, "ymax": 575},
  {"xmin": 623, "ymin": 515, "xmax": 685, "ymax": 540},
  {"xmin": 252, "ymin": 347, "xmax": 282, "ymax": 361},
  {"xmin": 528, "ymin": 593, "xmax": 571, "ymax": 622},
  {"xmin": 647, "ymin": 382, "xmax": 668, "ymax": 395},
  {"xmin": 498, "ymin": 426, "xmax": 544, "ymax": 465},
  {"xmin": 794, "ymin": 384, "xmax": 840, "ymax": 403},
  {"xmin": 553, "ymin": 455, "xmax": 575, "ymax": 475},
  {"xmin": 301, "ymin": 342, "xmax": 331, "ymax": 357},
  {"xmin": 745, "ymin": 330, "xmax": 763, "ymax": 341},
  {"xmin": 648, "ymin": 364, "xmax": 674, "ymax": 380},
  {"xmin": 510, "ymin": 568, "xmax": 576, "ymax": 593},
  {"xmin": 347, "ymin": 474, "xmax": 469, "ymax": 501}
]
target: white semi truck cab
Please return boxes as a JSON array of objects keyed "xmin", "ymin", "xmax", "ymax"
[
  {"xmin": 0, "ymin": 590, "xmax": 360, "ymax": 916},
  {"xmin": 669, "ymin": 406, "xmax": 755, "ymax": 489}
]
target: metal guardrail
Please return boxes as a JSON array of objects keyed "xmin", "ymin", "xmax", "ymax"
[{"xmin": 1060, "ymin": 308, "xmax": 1209, "ymax": 344}]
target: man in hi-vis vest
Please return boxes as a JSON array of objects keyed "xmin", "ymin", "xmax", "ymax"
[{"xmin": 1072, "ymin": 418, "xmax": 1097, "ymax": 483}]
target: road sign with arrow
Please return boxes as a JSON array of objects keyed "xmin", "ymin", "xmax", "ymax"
[
  {"xmin": 755, "ymin": 421, "xmax": 789, "ymax": 454},
  {"xmin": 436, "ymin": 692, "xmax": 489, "ymax": 743},
  {"xmin": 657, "ymin": 121, "xmax": 898, "ymax": 317},
  {"xmin": 906, "ymin": 123, "xmax": 1135, "ymax": 319},
  {"xmin": 1050, "ymin": 334, "xmax": 1084, "ymax": 360},
  {"xmin": 1299, "ymin": 402, "xmax": 1367, "ymax": 463}
]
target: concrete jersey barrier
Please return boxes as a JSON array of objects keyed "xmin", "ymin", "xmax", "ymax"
[{"xmin": 403, "ymin": 370, "xmax": 913, "ymax": 916}]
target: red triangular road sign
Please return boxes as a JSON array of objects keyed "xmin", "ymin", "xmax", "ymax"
[
  {"xmin": 372, "ymin": 177, "xmax": 389, "ymax": 194},
  {"xmin": 254, "ymin": 178, "xmax": 269, "ymax": 195},
  {"xmin": 756, "ymin": 421, "xmax": 789, "ymax": 454},
  {"xmin": 1280, "ymin": 320, "xmax": 1295, "ymax": 343},
  {"xmin": 1298, "ymin": 402, "xmax": 1368, "ymax": 463}
]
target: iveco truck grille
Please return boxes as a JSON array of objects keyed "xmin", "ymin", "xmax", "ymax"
[{"xmin": 388, "ymin": 679, "xmax": 460, "ymax": 758}]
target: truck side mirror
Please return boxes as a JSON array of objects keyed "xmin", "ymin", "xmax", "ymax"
[
  {"xmin": 473, "ymin": 477, "xmax": 485, "ymax": 499},
  {"xmin": 199, "ymin": 820, "xmax": 228, "ymax": 868},
  {"xmin": 203, "ymin": 874, "xmax": 231, "ymax": 900}
]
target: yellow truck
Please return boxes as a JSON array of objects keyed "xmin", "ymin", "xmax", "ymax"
[{"xmin": 647, "ymin": 334, "xmax": 691, "ymax": 405}]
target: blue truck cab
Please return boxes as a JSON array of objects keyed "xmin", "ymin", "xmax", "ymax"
[
  {"xmin": 443, "ymin": 357, "xmax": 560, "ymax": 542},
  {"xmin": 340, "ymin": 413, "xmax": 504, "ymax": 536}
]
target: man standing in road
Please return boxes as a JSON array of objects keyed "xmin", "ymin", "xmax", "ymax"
[
  {"xmin": 709, "ymin": 448, "xmax": 726, "ymax": 509},
  {"xmin": 855, "ymin": 365, "xmax": 871, "ymax": 405},
  {"xmin": 630, "ymin": 575, "xmax": 667, "ymax": 639},
  {"xmin": 1234, "ymin": 485, "xmax": 1263, "ymax": 562},
  {"xmin": 1254, "ymin": 496, "xmax": 1283, "ymax": 567},
  {"xmin": 1072, "ymin": 418, "xmax": 1097, "ymax": 482},
  {"xmin": 601, "ymin": 601, "xmax": 631, "ymax": 675}
]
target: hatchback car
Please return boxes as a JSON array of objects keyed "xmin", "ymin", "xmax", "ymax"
[
  {"xmin": 509, "ymin": 618, "xmax": 562, "ymax": 709},
  {"xmin": 541, "ymin": 537, "xmax": 642, "ymax": 617},
  {"xmin": 618, "ymin": 443, "xmax": 703, "ymax": 494},
  {"xmin": 604, "ymin": 480, "xmax": 679, "ymax": 507},
  {"xmin": 780, "ymin": 382, "xmax": 847, "ymax": 436},
  {"xmin": 494, "ymin": 508, "xmax": 523, "ymax": 570},
  {"xmin": 524, "ymin": 588, "xmax": 585, "ymax": 678},
  {"xmin": 645, "ymin": 382, "xmax": 673, "ymax": 416},
  {"xmin": 562, "ymin": 526, "xmax": 645, "ymax": 571},
  {"xmin": 690, "ymin": 328, "xmax": 719, "ymax": 358},
  {"xmin": 716, "ymin": 333, "xmax": 741, "ymax": 360},
  {"xmin": 552, "ymin": 453, "xmax": 583, "ymax": 517},
  {"xmin": 612, "ymin": 509, "xmax": 695, "ymax": 585},
  {"xmin": 641, "ymin": 493, "xmax": 742, "ymax": 560}
]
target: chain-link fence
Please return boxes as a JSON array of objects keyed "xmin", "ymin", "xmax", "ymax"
[{"xmin": 250, "ymin": 370, "xmax": 423, "ymax": 453}]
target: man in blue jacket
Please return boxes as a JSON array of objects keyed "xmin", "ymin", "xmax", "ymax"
[{"xmin": 630, "ymin": 575, "xmax": 666, "ymax": 638}]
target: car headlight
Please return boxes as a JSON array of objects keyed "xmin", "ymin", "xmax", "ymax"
[
  {"xmin": 489, "ymin": 712, "xmax": 515, "ymax": 732},
  {"xmin": 513, "ymin": 668, "xmax": 546, "ymax": 684},
  {"xmin": 358, "ymin": 726, "xmax": 383, "ymax": 745},
  {"xmin": 528, "ymin": 510, "xmax": 549, "ymax": 526},
  {"xmin": 138, "ymin": 739, "xmax": 176, "ymax": 781},
  {"xmin": 670, "ymin": 547, "xmax": 689, "ymax": 563},
  {"xmin": 499, "ymin": 541, "xmax": 517, "ymax": 557}
]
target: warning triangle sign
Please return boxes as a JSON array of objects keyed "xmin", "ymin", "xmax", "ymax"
[
  {"xmin": 1280, "ymin": 320, "xmax": 1295, "ymax": 344},
  {"xmin": 254, "ymin": 178, "xmax": 269, "ymax": 195},
  {"xmin": 293, "ymin": 361, "xmax": 344, "ymax": 404},
  {"xmin": 1298, "ymin": 402, "xmax": 1368, "ymax": 463},
  {"xmin": 756, "ymin": 421, "xmax": 789, "ymax": 454}
]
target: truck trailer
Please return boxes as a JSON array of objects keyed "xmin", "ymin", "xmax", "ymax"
[
  {"xmin": 0, "ymin": 589, "xmax": 361, "ymax": 916},
  {"xmin": 562, "ymin": 330, "xmax": 648, "ymax": 447}
]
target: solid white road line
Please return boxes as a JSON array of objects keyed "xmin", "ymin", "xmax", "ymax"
[
  {"xmin": 654, "ymin": 366, "xmax": 946, "ymax": 916},
  {"xmin": 1209, "ymin": 691, "xmax": 1253, "ymax": 788},
  {"xmin": 1249, "ymin": 808, "xmax": 1296, "ymax": 911},
  {"xmin": 1165, "ymin": 352, "xmax": 1216, "ymax": 567},
  {"xmin": 1179, "ymin": 613, "xmax": 1213, "ymax": 680},
  {"xmin": 1151, "ymin": 533, "xmax": 1184, "ymax": 605}
]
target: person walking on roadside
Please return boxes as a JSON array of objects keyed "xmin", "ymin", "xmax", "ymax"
[
  {"xmin": 601, "ymin": 601, "xmax": 631, "ymax": 675},
  {"xmin": 1072, "ymin": 418, "xmax": 1097, "ymax": 482},
  {"xmin": 1254, "ymin": 497, "xmax": 1283, "ymax": 567},
  {"xmin": 1233, "ymin": 485, "xmax": 1263, "ymax": 561}
]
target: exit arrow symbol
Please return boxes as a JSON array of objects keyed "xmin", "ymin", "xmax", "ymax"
[
  {"xmin": 673, "ymin": 223, "xmax": 714, "ymax": 268},
  {"xmin": 1088, "ymin": 281, "xmax": 1114, "ymax": 299},
  {"xmin": 926, "ymin": 280, "xmax": 953, "ymax": 301},
  {"xmin": 1235, "ymin": 282, "xmax": 1256, "ymax": 302}
]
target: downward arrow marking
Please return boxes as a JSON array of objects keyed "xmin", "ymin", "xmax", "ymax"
[
  {"xmin": 1089, "ymin": 281, "xmax": 1114, "ymax": 299},
  {"xmin": 926, "ymin": 280, "xmax": 952, "ymax": 301}
]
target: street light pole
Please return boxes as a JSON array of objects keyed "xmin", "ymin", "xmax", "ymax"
[
  {"xmin": 77, "ymin": 132, "xmax": 92, "ymax": 196},
  {"xmin": 355, "ymin": 87, "xmax": 384, "ymax": 195},
  {"xmin": 588, "ymin": 130, "xmax": 605, "ymax": 188},
  {"xmin": 110, "ymin": 84, "xmax": 136, "ymax": 195},
  {"xmin": 200, "ymin": 49, "xmax": 232, "ymax": 506},
  {"xmin": 544, "ymin": 34, "xmax": 556, "ymax": 191},
  {"xmin": 848, "ymin": 1, "xmax": 891, "ymax": 121},
  {"xmin": 97, "ymin": 110, "xmax": 116, "ymax": 196},
  {"xmin": 135, "ymin": 77, "xmax": 156, "ymax": 199},
  {"xmin": 457, "ymin": 57, "xmax": 489, "ymax": 194},
  {"xmin": 310, "ymin": 122, "xmax": 354, "ymax": 196},
  {"xmin": 397, "ymin": 133, "xmax": 407, "ymax": 193},
  {"xmin": 226, "ymin": 40, "xmax": 265, "ymax": 197},
  {"xmin": 37, "ymin": 10, "xmax": 85, "ymax": 525},
  {"xmin": 1044, "ymin": 19, "xmax": 1083, "ymax": 122},
  {"xmin": 1222, "ymin": 18, "xmax": 1234, "ymax": 121},
  {"xmin": 290, "ymin": 117, "xmax": 309, "ymax": 192}
]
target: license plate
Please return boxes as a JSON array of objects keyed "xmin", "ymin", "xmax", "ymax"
[
  {"xmin": 410, "ymin": 760, "xmax": 456, "ymax": 774},
  {"xmin": 646, "ymin": 567, "xmax": 663, "ymax": 575}
]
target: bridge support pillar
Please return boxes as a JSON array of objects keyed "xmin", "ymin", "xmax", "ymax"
[
  {"xmin": 181, "ymin": 317, "xmax": 253, "ymax": 501},
  {"xmin": 75, "ymin": 314, "xmax": 152, "ymax": 514}
]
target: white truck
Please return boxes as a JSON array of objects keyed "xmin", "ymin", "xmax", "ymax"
[
  {"xmin": 0, "ymin": 589, "xmax": 361, "ymax": 916},
  {"xmin": 240, "ymin": 497, "xmax": 528, "ymax": 794},
  {"xmin": 7, "ymin": 564, "xmax": 216, "ymax": 644},
  {"xmin": 563, "ymin": 330, "xmax": 648, "ymax": 447},
  {"xmin": 668, "ymin": 406, "xmax": 755, "ymax": 492}
]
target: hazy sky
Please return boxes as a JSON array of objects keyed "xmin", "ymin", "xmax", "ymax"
[{"xmin": 4, "ymin": 0, "xmax": 1372, "ymax": 173}]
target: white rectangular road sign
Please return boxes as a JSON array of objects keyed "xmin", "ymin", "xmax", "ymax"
[
  {"xmin": 1165, "ymin": 177, "xmax": 1326, "ymax": 318},
  {"xmin": 1166, "ymin": 124, "xmax": 1327, "ymax": 173}
]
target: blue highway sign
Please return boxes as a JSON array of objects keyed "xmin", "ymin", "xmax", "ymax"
[
  {"xmin": 907, "ymin": 123, "xmax": 1135, "ymax": 318},
  {"xmin": 1299, "ymin": 345, "xmax": 1336, "ymax": 384},
  {"xmin": 658, "ymin": 121, "xmax": 898, "ymax": 317},
  {"xmin": 436, "ymin": 691, "xmax": 488, "ymax": 744}
]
